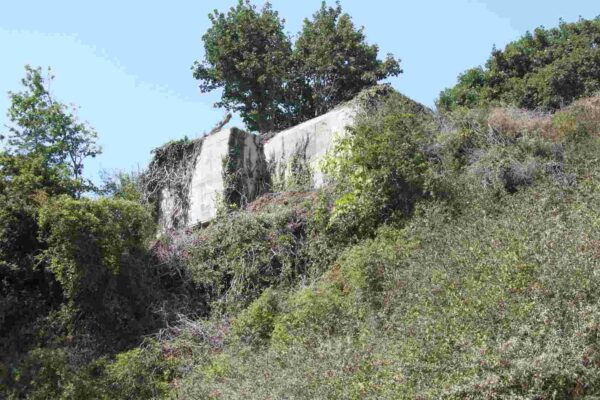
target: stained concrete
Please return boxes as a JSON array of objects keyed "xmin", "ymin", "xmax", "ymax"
[
  {"xmin": 187, "ymin": 128, "xmax": 264, "ymax": 226},
  {"xmin": 156, "ymin": 127, "xmax": 264, "ymax": 231},
  {"xmin": 155, "ymin": 103, "xmax": 357, "ymax": 231},
  {"xmin": 157, "ymin": 186, "xmax": 178, "ymax": 232},
  {"xmin": 263, "ymin": 104, "xmax": 356, "ymax": 188}
]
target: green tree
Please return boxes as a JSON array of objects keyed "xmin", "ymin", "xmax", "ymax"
[
  {"xmin": 438, "ymin": 17, "xmax": 600, "ymax": 112},
  {"xmin": 0, "ymin": 67, "xmax": 102, "ymax": 382},
  {"xmin": 437, "ymin": 67, "xmax": 488, "ymax": 111},
  {"xmin": 295, "ymin": 1, "xmax": 402, "ymax": 117},
  {"xmin": 192, "ymin": 0, "xmax": 292, "ymax": 134},
  {"xmin": 4, "ymin": 65, "xmax": 101, "ymax": 194},
  {"xmin": 0, "ymin": 154, "xmax": 69, "ymax": 386},
  {"xmin": 193, "ymin": 1, "xmax": 402, "ymax": 133}
]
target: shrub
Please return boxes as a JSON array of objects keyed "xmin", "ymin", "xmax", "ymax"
[
  {"xmin": 6, "ymin": 347, "xmax": 103, "ymax": 400},
  {"xmin": 270, "ymin": 226, "xmax": 406, "ymax": 349},
  {"xmin": 438, "ymin": 17, "xmax": 600, "ymax": 112},
  {"xmin": 0, "ymin": 154, "xmax": 69, "ymax": 373},
  {"xmin": 322, "ymin": 90, "xmax": 434, "ymax": 238},
  {"xmin": 39, "ymin": 196, "xmax": 154, "ymax": 296},
  {"xmin": 271, "ymin": 283, "xmax": 347, "ymax": 348},
  {"xmin": 172, "ymin": 108, "xmax": 600, "ymax": 399},
  {"xmin": 553, "ymin": 95, "xmax": 600, "ymax": 140},
  {"xmin": 487, "ymin": 107, "xmax": 554, "ymax": 139},
  {"xmin": 434, "ymin": 104, "xmax": 572, "ymax": 201},
  {"xmin": 38, "ymin": 196, "xmax": 156, "ymax": 352},
  {"xmin": 186, "ymin": 196, "xmax": 315, "ymax": 315},
  {"xmin": 102, "ymin": 341, "xmax": 180, "ymax": 399},
  {"xmin": 232, "ymin": 288, "xmax": 281, "ymax": 346}
]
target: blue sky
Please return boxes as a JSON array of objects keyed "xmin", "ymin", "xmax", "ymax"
[{"xmin": 0, "ymin": 1, "xmax": 598, "ymax": 183}]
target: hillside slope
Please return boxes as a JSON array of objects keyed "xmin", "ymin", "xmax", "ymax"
[{"xmin": 3, "ymin": 17, "xmax": 600, "ymax": 400}]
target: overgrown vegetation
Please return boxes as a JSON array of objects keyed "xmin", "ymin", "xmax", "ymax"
[
  {"xmin": 141, "ymin": 138, "xmax": 202, "ymax": 230},
  {"xmin": 3, "ymin": 11, "xmax": 600, "ymax": 400},
  {"xmin": 193, "ymin": 0, "xmax": 400, "ymax": 134},
  {"xmin": 438, "ymin": 17, "xmax": 600, "ymax": 112},
  {"xmin": 161, "ymin": 90, "xmax": 600, "ymax": 400}
]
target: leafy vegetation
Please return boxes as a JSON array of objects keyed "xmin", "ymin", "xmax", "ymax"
[
  {"xmin": 294, "ymin": 2, "xmax": 401, "ymax": 118},
  {"xmin": 193, "ymin": 1, "xmax": 292, "ymax": 133},
  {"xmin": 438, "ymin": 17, "xmax": 600, "ymax": 112},
  {"xmin": 193, "ymin": 0, "xmax": 401, "ymax": 134},
  {"xmin": 4, "ymin": 65, "xmax": 101, "ymax": 195},
  {"xmin": 322, "ymin": 87, "xmax": 434, "ymax": 239},
  {"xmin": 4, "ymin": 12, "xmax": 600, "ymax": 400},
  {"xmin": 167, "ymin": 91, "xmax": 600, "ymax": 400}
]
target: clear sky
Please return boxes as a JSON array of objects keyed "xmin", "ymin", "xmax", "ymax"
[{"xmin": 0, "ymin": 1, "xmax": 598, "ymax": 183}]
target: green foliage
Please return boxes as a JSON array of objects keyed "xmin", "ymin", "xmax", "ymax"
[
  {"xmin": 6, "ymin": 341, "xmax": 179, "ymax": 400},
  {"xmin": 7, "ymin": 16, "xmax": 600, "ymax": 397},
  {"xmin": 295, "ymin": 1, "xmax": 402, "ymax": 117},
  {"xmin": 322, "ymin": 90, "xmax": 434, "ymax": 238},
  {"xmin": 6, "ymin": 347, "xmax": 103, "ymax": 400},
  {"xmin": 187, "ymin": 198, "xmax": 312, "ymax": 314},
  {"xmin": 271, "ymin": 283, "xmax": 346, "ymax": 348},
  {"xmin": 437, "ymin": 67, "xmax": 487, "ymax": 111},
  {"xmin": 102, "ymin": 341, "xmax": 180, "ymax": 399},
  {"xmin": 0, "ymin": 152, "xmax": 72, "ymax": 370},
  {"xmin": 193, "ymin": 1, "xmax": 401, "ymax": 133},
  {"xmin": 4, "ymin": 66, "xmax": 101, "ymax": 194},
  {"xmin": 39, "ymin": 196, "xmax": 154, "ymax": 296},
  {"xmin": 269, "ymin": 226, "xmax": 405, "ymax": 349},
  {"xmin": 552, "ymin": 95, "xmax": 600, "ymax": 141},
  {"xmin": 37, "ymin": 196, "xmax": 156, "ymax": 353},
  {"xmin": 177, "ymin": 134, "xmax": 600, "ymax": 398},
  {"xmin": 193, "ymin": 0, "xmax": 292, "ymax": 133},
  {"xmin": 438, "ymin": 17, "xmax": 600, "ymax": 112},
  {"xmin": 21, "ymin": 93, "xmax": 600, "ymax": 399},
  {"xmin": 232, "ymin": 288, "xmax": 281, "ymax": 346},
  {"xmin": 100, "ymin": 170, "xmax": 145, "ymax": 203},
  {"xmin": 0, "ymin": 68, "xmax": 101, "ymax": 389}
]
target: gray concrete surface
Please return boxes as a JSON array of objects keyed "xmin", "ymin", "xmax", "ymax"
[
  {"xmin": 156, "ymin": 103, "xmax": 357, "ymax": 231},
  {"xmin": 263, "ymin": 104, "xmax": 356, "ymax": 188}
]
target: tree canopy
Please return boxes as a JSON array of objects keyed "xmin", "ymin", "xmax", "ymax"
[
  {"xmin": 192, "ymin": 1, "xmax": 292, "ymax": 133},
  {"xmin": 193, "ymin": 0, "xmax": 402, "ymax": 134},
  {"xmin": 438, "ymin": 17, "xmax": 600, "ymax": 112},
  {"xmin": 3, "ymin": 66, "xmax": 101, "ymax": 195},
  {"xmin": 295, "ymin": 2, "xmax": 401, "ymax": 117}
]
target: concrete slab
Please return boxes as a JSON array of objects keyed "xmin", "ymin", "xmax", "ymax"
[{"xmin": 263, "ymin": 104, "xmax": 356, "ymax": 187}]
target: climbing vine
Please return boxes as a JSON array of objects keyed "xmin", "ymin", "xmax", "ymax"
[
  {"xmin": 142, "ymin": 138, "xmax": 203, "ymax": 229},
  {"xmin": 221, "ymin": 129, "xmax": 269, "ymax": 211},
  {"xmin": 267, "ymin": 135, "xmax": 314, "ymax": 193}
]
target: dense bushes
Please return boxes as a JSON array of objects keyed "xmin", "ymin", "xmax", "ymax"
[
  {"xmin": 137, "ymin": 88, "xmax": 600, "ymax": 399},
  {"xmin": 322, "ymin": 90, "xmax": 434, "ymax": 238},
  {"xmin": 10, "ymin": 86, "xmax": 600, "ymax": 399},
  {"xmin": 0, "ymin": 154, "xmax": 74, "ymax": 384},
  {"xmin": 40, "ymin": 196, "xmax": 153, "ymax": 292},
  {"xmin": 6, "ymin": 89, "xmax": 600, "ymax": 399},
  {"xmin": 173, "ymin": 129, "xmax": 600, "ymax": 398},
  {"xmin": 4, "ymin": 16, "xmax": 600, "ymax": 397},
  {"xmin": 438, "ymin": 17, "xmax": 600, "ymax": 112},
  {"xmin": 179, "ymin": 191, "xmax": 334, "ymax": 315}
]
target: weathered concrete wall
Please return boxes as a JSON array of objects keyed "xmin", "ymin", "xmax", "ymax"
[
  {"xmin": 155, "ymin": 102, "xmax": 357, "ymax": 232},
  {"xmin": 263, "ymin": 103, "xmax": 356, "ymax": 188},
  {"xmin": 155, "ymin": 127, "xmax": 264, "ymax": 232},
  {"xmin": 157, "ymin": 186, "xmax": 178, "ymax": 232},
  {"xmin": 187, "ymin": 127, "xmax": 264, "ymax": 226}
]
